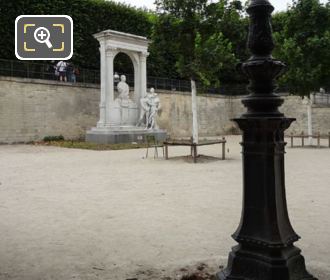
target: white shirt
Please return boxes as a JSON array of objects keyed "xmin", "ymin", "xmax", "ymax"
[{"xmin": 56, "ymin": 61, "xmax": 67, "ymax": 72}]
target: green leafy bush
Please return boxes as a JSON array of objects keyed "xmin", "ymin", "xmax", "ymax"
[{"xmin": 43, "ymin": 135, "xmax": 65, "ymax": 142}]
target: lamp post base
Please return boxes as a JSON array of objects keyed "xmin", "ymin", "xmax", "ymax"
[{"xmin": 216, "ymin": 245, "xmax": 317, "ymax": 280}]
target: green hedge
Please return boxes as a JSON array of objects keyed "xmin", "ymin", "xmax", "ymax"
[{"xmin": 0, "ymin": 0, "xmax": 152, "ymax": 70}]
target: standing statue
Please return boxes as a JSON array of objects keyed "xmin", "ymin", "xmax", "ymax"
[
  {"xmin": 136, "ymin": 88, "xmax": 161, "ymax": 129},
  {"xmin": 137, "ymin": 89, "xmax": 153, "ymax": 128},
  {"xmin": 148, "ymin": 90, "xmax": 161, "ymax": 129}
]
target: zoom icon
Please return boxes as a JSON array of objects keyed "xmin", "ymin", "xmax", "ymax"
[
  {"xmin": 34, "ymin": 27, "xmax": 53, "ymax": 48},
  {"xmin": 15, "ymin": 15, "xmax": 73, "ymax": 60}
]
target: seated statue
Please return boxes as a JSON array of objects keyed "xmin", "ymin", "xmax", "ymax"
[
  {"xmin": 116, "ymin": 75, "xmax": 130, "ymax": 106},
  {"xmin": 113, "ymin": 74, "xmax": 137, "ymax": 126}
]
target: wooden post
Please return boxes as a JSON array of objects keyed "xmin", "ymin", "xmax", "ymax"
[
  {"xmin": 301, "ymin": 131, "xmax": 305, "ymax": 147},
  {"xmin": 10, "ymin": 60, "xmax": 14, "ymax": 77},
  {"xmin": 222, "ymin": 137, "xmax": 226, "ymax": 160},
  {"xmin": 193, "ymin": 144, "xmax": 198, "ymax": 163},
  {"xmin": 191, "ymin": 80, "xmax": 199, "ymax": 144},
  {"xmin": 165, "ymin": 144, "xmax": 169, "ymax": 160},
  {"xmin": 307, "ymin": 101, "xmax": 313, "ymax": 146},
  {"xmin": 154, "ymin": 145, "xmax": 158, "ymax": 159}
]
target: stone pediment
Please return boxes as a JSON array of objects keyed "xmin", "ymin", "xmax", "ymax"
[{"xmin": 93, "ymin": 29, "xmax": 150, "ymax": 53}]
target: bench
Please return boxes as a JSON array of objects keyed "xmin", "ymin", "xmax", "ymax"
[{"xmin": 164, "ymin": 137, "xmax": 227, "ymax": 163}]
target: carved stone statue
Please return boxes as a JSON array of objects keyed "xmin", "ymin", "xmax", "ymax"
[
  {"xmin": 137, "ymin": 90, "xmax": 153, "ymax": 128},
  {"xmin": 114, "ymin": 74, "xmax": 137, "ymax": 125},
  {"xmin": 136, "ymin": 88, "xmax": 161, "ymax": 129},
  {"xmin": 148, "ymin": 90, "xmax": 161, "ymax": 130},
  {"xmin": 117, "ymin": 75, "xmax": 130, "ymax": 102}
]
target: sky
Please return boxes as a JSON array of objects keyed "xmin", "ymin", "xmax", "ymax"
[{"xmin": 112, "ymin": 0, "xmax": 328, "ymax": 12}]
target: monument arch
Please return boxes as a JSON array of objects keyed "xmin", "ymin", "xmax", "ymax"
[
  {"xmin": 94, "ymin": 30, "xmax": 149, "ymax": 127},
  {"xmin": 113, "ymin": 52, "xmax": 137, "ymax": 97},
  {"xmin": 86, "ymin": 29, "xmax": 166, "ymax": 144}
]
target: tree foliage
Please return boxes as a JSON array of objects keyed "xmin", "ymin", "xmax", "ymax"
[
  {"xmin": 147, "ymin": 14, "xmax": 181, "ymax": 78},
  {"xmin": 273, "ymin": 0, "xmax": 330, "ymax": 95},
  {"xmin": 154, "ymin": 0, "xmax": 209, "ymax": 80},
  {"xmin": 201, "ymin": 0, "xmax": 248, "ymax": 84},
  {"xmin": 0, "ymin": 0, "xmax": 152, "ymax": 69},
  {"xmin": 154, "ymin": 0, "xmax": 243, "ymax": 88},
  {"xmin": 0, "ymin": 0, "xmax": 329, "ymax": 95}
]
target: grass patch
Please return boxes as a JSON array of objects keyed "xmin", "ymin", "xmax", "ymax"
[{"xmin": 32, "ymin": 140, "xmax": 148, "ymax": 151}]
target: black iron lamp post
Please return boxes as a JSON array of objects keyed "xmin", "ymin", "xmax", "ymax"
[{"xmin": 216, "ymin": 0, "xmax": 317, "ymax": 279}]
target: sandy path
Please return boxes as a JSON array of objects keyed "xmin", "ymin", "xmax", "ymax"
[{"xmin": 0, "ymin": 136, "xmax": 329, "ymax": 279}]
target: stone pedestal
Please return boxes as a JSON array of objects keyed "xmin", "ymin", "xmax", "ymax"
[{"xmin": 86, "ymin": 127, "xmax": 167, "ymax": 144}]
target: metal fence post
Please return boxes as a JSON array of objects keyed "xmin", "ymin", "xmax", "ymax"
[
  {"xmin": 42, "ymin": 65, "xmax": 45, "ymax": 80},
  {"xmin": 10, "ymin": 60, "xmax": 14, "ymax": 77}
]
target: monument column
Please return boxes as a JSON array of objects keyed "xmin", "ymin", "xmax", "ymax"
[
  {"xmin": 105, "ymin": 46, "xmax": 117, "ymax": 126},
  {"xmin": 139, "ymin": 52, "xmax": 149, "ymax": 101},
  {"xmin": 131, "ymin": 53, "xmax": 140, "ymax": 105},
  {"xmin": 97, "ymin": 39, "xmax": 106, "ymax": 128}
]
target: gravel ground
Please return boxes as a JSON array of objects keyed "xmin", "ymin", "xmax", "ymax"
[{"xmin": 0, "ymin": 136, "xmax": 329, "ymax": 280}]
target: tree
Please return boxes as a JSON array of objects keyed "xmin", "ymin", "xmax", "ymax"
[
  {"xmin": 154, "ymin": 0, "xmax": 240, "ymax": 86},
  {"xmin": 155, "ymin": 0, "xmax": 208, "ymax": 143},
  {"xmin": 194, "ymin": 32, "xmax": 237, "ymax": 88},
  {"xmin": 273, "ymin": 0, "xmax": 330, "ymax": 96},
  {"xmin": 154, "ymin": 0, "xmax": 239, "ymax": 142},
  {"xmin": 201, "ymin": 0, "xmax": 248, "ymax": 85},
  {"xmin": 148, "ymin": 14, "xmax": 181, "ymax": 78}
]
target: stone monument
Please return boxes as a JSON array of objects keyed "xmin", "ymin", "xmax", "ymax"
[
  {"xmin": 86, "ymin": 30, "xmax": 167, "ymax": 144},
  {"xmin": 137, "ymin": 88, "xmax": 161, "ymax": 130}
]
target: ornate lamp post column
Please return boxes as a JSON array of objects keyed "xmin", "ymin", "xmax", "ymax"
[{"xmin": 216, "ymin": 1, "xmax": 317, "ymax": 279}]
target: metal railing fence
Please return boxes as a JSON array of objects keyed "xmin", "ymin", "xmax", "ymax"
[
  {"xmin": 0, "ymin": 59, "xmax": 100, "ymax": 84},
  {"xmin": 0, "ymin": 58, "xmax": 251, "ymax": 95},
  {"xmin": 312, "ymin": 92, "xmax": 330, "ymax": 106}
]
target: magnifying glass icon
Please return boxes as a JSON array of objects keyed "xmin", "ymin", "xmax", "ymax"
[{"xmin": 34, "ymin": 27, "xmax": 53, "ymax": 49}]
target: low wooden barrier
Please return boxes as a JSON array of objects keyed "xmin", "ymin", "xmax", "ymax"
[{"xmin": 289, "ymin": 132, "xmax": 330, "ymax": 148}]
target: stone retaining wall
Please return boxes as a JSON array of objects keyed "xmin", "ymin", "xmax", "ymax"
[
  {"xmin": 0, "ymin": 77, "xmax": 99, "ymax": 143},
  {"xmin": 0, "ymin": 76, "xmax": 329, "ymax": 143}
]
